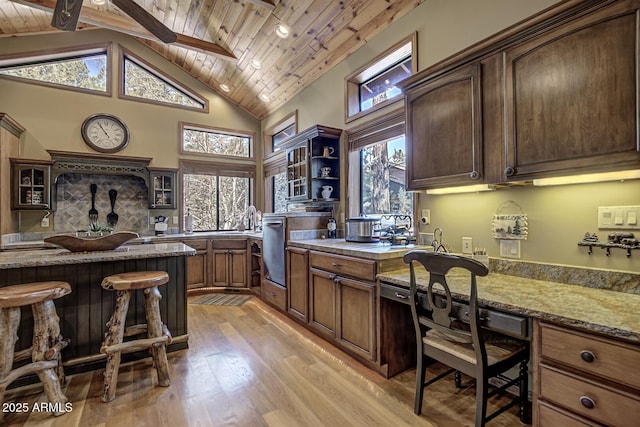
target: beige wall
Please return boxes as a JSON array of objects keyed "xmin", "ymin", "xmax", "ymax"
[
  {"xmin": 0, "ymin": 29, "xmax": 261, "ymax": 231},
  {"xmin": 262, "ymin": 0, "xmax": 640, "ymax": 273}
]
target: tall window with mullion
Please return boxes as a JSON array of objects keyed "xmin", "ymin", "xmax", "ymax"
[
  {"xmin": 360, "ymin": 136, "xmax": 412, "ymax": 216},
  {"xmin": 182, "ymin": 161, "xmax": 254, "ymax": 231}
]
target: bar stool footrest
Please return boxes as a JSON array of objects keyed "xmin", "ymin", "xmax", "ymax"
[
  {"xmin": 101, "ymin": 335, "xmax": 169, "ymax": 356},
  {"xmin": 0, "ymin": 360, "xmax": 58, "ymax": 389}
]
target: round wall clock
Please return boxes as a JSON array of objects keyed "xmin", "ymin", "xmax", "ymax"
[{"xmin": 81, "ymin": 113, "xmax": 130, "ymax": 153}]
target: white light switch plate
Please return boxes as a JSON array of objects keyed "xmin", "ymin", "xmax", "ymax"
[
  {"xmin": 500, "ymin": 240, "xmax": 521, "ymax": 259},
  {"xmin": 462, "ymin": 237, "xmax": 473, "ymax": 254},
  {"xmin": 598, "ymin": 206, "xmax": 640, "ymax": 229}
]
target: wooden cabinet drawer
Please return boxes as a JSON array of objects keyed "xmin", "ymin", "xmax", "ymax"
[
  {"xmin": 539, "ymin": 364, "xmax": 640, "ymax": 427},
  {"xmin": 539, "ymin": 323, "xmax": 640, "ymax": 389},
  {"xmin": 262, "ymin": 279, "xmax": 286, "ymax": 311},
  {"xmin": 309, "ymin": 251, "xmax": 376, "ymax": 282},
  {"xmin": 183, "ymin": 239, "xmax": 207, "ymax": 250},
  {"xmin": 211, "ymin": 239, "xmax": 246, "ymax": 250},
  {"xmin": 537, "ymin": 401, "xmax": 601, "ymax": 427}
]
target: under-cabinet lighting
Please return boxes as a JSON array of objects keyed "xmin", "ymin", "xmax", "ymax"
[
  {"xmin": 219, "ymin": 83, "xmax": 230, "ymax": 92},
  {"xmin": 274, "ymin": 23, "xmax": 290, "ymax": 39},
  {"xmin": 426, "ymin": 184, "xmax": 495, "ymax": 195},
  {"xmin": 532, "ymin": 170, "xmax": 640, "ymax": 186}
]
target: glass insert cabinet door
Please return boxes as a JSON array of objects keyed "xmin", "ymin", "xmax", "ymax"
[
  {"xmin": 149, "ymin": 169, "xmax": 177, "ymax": 209},
  {"xmin": 286, "ymin": 144, "xmax": 309, "ymax": 200},
  {"xmin": 11, "ymin": 160, "xmax": 52, "ymax": 210}
]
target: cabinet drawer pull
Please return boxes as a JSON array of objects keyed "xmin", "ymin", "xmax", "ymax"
[
  {"xmin": 331, "ymin": 262, "xmax": 342, "ymax": 267},
  {"xmin": 580, "ymin": 350, "xmax": 596, "ymax": 363},
  {"xmin": 580, "ymin": 396, "xmax": 596, "ymax": 409},
  {"xmin": 269, "ymin": 292, "xmax": 276, "ymax": 297},
  {"xmin": 394, "ymin": 292, "xmax": 408, "ymax": 299}
]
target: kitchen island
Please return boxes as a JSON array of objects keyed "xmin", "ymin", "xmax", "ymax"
[{"xmin": 0, "ymin": 242, "xmax": 195, "ymax": 375}]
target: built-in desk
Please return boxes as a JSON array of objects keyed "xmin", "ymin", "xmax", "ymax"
[{"xmin": 378, "ymin": 267, "xmax": 640, "ymax": 344}]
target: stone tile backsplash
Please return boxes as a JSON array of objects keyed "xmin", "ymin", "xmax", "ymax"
[{"xmin": 55, "ymin": 173, "xmax": 149, "ymax": 234}]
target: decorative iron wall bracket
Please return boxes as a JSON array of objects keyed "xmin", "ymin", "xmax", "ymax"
[{"xmin": 577, "ymin": 241, "xmax": 639, "ymax": 258}]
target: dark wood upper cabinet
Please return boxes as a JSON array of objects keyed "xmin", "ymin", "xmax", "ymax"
[
  {"xmin": 502, "ymin": 2, "xmax": 640, "ymax": 181},
  {"xmin": 404, "ymin": 63, "xmax": 483, "ymax": 190},
  {"xmin": 402, "ymin": 0, "xmax": 640, "ymax": 190}
]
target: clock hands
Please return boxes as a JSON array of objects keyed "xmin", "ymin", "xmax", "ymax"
[{"xmin": 98, "ymin": 122, "xmax": 111, "ymax": 140}]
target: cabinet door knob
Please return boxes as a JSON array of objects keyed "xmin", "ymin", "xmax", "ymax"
[
  {"xmin": 580, "ymin": 350, "xmax": 596, "ymax": 363},
  {"xmin": 504, "ymin": 167, "xmax": 516, "ymax": 177},
  {"xmin": 469, "ymin": 170, "xmax": 479, "ymax": 180},
  {"xmin": 579, "ymin": 396, "xmax": 596, "ymax": 409}
]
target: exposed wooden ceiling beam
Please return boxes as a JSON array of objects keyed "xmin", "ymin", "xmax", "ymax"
[
  {"xmin": 8, "ymin": 0, "xmax": 236, "ymax": 60},
  {"xmin": 245, "ymin": 0, "xmax": 276, "ymax": 11}
]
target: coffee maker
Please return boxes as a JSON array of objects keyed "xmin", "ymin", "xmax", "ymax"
[{"xmin": 154, "ymin": 215, "xmax": 168, "ymax": 235}]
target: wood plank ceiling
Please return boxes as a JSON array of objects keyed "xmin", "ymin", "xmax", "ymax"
[{"xmin": 0, "ymin": 0, "xmax": 425, "ymax": 119}]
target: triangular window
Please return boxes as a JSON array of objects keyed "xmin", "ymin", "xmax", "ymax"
[
  {"xmin": 0, "ymin": 45, "xmax": 109, "ymax": 94},
  {"xmin": 120, "ymin": 48, "xmax": 207, "ymax": 111}
]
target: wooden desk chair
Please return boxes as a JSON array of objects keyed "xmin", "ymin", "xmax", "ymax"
[{"xmin": 403, "ymin": 251, "xmax": 530, "ymax": 426}]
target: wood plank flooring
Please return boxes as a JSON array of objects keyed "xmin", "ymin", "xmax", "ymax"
[{"xmin": 4, "ymin": 296, "xmax": 526, "ymax": 426}]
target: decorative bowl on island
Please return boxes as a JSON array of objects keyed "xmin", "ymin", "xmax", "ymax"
[{"xmin": 44, "ymin": 231, "xmax": 139, "ymax": 252}]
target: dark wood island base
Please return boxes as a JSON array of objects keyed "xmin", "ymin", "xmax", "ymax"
[{"xmin": 0, "ymin": 243, "xmax": 195, "ymax": 384}]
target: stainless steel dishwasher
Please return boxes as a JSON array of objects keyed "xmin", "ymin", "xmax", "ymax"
[{"xmin": 262, "ymin": 215, "xmax": 286, "ymax": 287}]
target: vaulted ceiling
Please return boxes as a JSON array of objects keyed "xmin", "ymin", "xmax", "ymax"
[{"xmin": 0, "ymin": 0, "xmax": 424, "ymax": 119}]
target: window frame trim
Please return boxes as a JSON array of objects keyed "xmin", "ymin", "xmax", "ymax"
[
  {"xmin": 179, "ymin": 159, "xmax": 255, "ymax": 232},
  {"xmin": 263, "ymin": 110, "xmax": 298, "ymax": 159},
  {"xmin": 179, "ymin": 121, "xmax": 256, "ymax": 160},
  {"xmin": 118, "ymin": 45, "xmax": 209, "ymax": 113},
  {"xmin": 0, "ymin": 42, "xmax": 112, "ymax": 97},
  {"xmin": 344, "ymin": 33, "xmax": 417, "ymax": 123},
  {"xmin": 346, "ymin": 106, "xmax": 416, "ymax": 219}
]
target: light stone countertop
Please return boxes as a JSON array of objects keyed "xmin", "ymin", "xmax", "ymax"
[
  {"xmin": 0, "ymin": 242, "xmax": 195, "ymax": 269},
  {"xmin": 287, "ymin": 238, "xmax": 431, "ymax": 260},
  {"xmin": 290, "ymin": 238, "xmax": 640, "ymax": 344},
  {"xmin": 1, "ymin": 230, "xmax": 263, "ymax": 250},
  {"xmin": 379, "ymin": 267, "xmax": 640, "ymax": 344}
]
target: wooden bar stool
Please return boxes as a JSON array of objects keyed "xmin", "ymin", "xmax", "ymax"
[
  {"xmin": 0, "ymin": 281, "xmax": 71, "ymax": 420},
  {"xmin": 100, "ymin": 271, "xmax": 172, "ymax": 402}
]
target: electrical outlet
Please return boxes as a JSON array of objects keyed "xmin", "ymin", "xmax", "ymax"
[
  {"xmin": 149, "ymin": 217, "xmax": 155, "ymax": 225},
  {"xmin": 421, "ymin": 209, "xmax": 431, "ymax": 225},
  {"xmin": 41, "ymin": 216, "xmax": 49, "ymax": 228},
  {"xmin": 462, "ymin": 237, "xmax": 473, "ymax": 254},
  {"xmin": 172, "ymin": 216, "xmax": 179, "ymax": 225}
]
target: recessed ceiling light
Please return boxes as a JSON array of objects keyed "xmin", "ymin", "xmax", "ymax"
[
  {"xmin": 219, "ymin": 84, "xmax": 230, "ymax": 92},
  {"xmin": 259, "ymin": 94, "xmax": 270, "ymax": 102},
  {"xmin": 250, "ymin": 59, "xmax": 262, "ymax": 70},
  {"xmin": 275, "ymin": 23, "xmax": 290, "ymax": 39},
  {"xmin": 91, "ymin": 0, "xmax": 107, "ymax": 5}
]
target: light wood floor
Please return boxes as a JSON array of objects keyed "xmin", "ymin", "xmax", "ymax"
[{"xmin": 4, "ymin": 296, "xmax": 526, "ymax": 426}]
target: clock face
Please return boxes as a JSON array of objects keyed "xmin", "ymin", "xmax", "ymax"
[{"xmin": 81, "ymin": 114, "xmax": 130, "ymax": 153}]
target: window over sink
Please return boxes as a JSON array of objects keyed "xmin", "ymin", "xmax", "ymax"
[
  {"xmin": 180, "ymin": 160, "xmax": 255, "ymax": 232},
  {"xmin": 347, "ymin": 108, "xmax": 414, "ymax": 222}
]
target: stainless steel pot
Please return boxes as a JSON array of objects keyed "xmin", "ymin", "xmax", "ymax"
[{"xmin": 345, "ymin": 217, "xmax": 379, "ymax": 242}]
